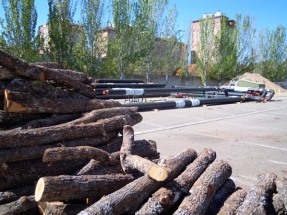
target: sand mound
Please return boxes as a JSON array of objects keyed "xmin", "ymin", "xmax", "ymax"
[{"xmin": 225, "ymin": 72, "xmax": 287, "ymax": 93}]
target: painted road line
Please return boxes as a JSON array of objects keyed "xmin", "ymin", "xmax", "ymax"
[{"xmin": 269, "ymin": 160, "xmax": 287, "ymax": 165}]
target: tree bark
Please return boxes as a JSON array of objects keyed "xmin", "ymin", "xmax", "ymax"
[
  {"xmin": 0, "ymin": 195, "xmax": 37, "ymax": 215},
  {"xmin": 0, "ymin": 66, "xmax": 19, "ymax": 80},
  {"xmin": 236, "ymin": 171, "xmax": 277, "ymax": 215},
  {"xmin": 275, "ymin": 177, "xmax": 287, "ymax": 209},
  {"xmin": 204, "ymin": 179, "xmax": 236, "ymax": 215},
  {"xmin": 39, "ymin": 201, "xmax": 88, "ymax": 215},
  {"xmin": 0, "ymin": 80, "xmax": 10, "ymax": 96},
  {"xmin": 35, "ymin": 174, "xmax": 136, "ymax": 202},
  {"xmin": 135, "ymin": 148, "xmax": 216, "ymax": 215},
  {"xmin": 217, "ymin": 188, "xmax": 247, "ymax": 215},
  {"xmin": 0, "ymin": 186, "xmax": 35, "ymax": 205},
  {"xmin": 4, "ymin": 89, "xmax": 121, "ymax": 113},
  {"xmin": 42, "ymin": 146, "xmax": 117, "ymax": 165},
  {"xmin": 0, "ymin": 110, "xmax": 51, "ymax": 129},
  {"xmin": 77, "ymin": 148, "xmax": 197, "ymax": 215},
  {"xmin": 120, "ymin": 125, "xmax": 168, "ymax": 181},
  {"xmin": 30, "ymin": 62, "xmax": 61, "ymax": 69},
  {"xmin": 174, "ymin": 160, "xmax": 232, "ymax": 215},
  {"xmin": 0, "ymin": 113, "xmax": 142, "ymax": 148},
  {"xmin": 0, "ymin": 159, "xmax": 89, "ymax": 191}
]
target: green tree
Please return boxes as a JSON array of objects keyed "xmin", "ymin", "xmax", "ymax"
[
  {"xmin": 46, "ymin": 0, "xmax": 78, "ymax": 69},
  {"xmin": 0, "ymin": 0, "xmax": 38, "ymax": 62}
]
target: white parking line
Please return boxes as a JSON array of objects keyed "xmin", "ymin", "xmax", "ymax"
[{"xmin": 269, "ymin": 160, "xmax": 287, "ymax": 165}]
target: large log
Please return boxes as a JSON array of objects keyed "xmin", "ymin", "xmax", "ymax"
[
  {"xmin": 38, "ymin": 202, "xmax": 88, "ymax": 215},
  {"xmin": 0, "ymin": 113, "xmax": 142, "ymax": 148},
  {"xmin": 30, "ymin": 62, "xmax": 61, "ymax": 69},
  {"xmin": 0, "ymin": 110, "xmax": 51, "ymax": 128},
  {"xmin": 0, "ymin": 195, "xmax": 37, "ymax": 215},
  {"xmin": 35, "ymin": 174, "xmax": 136, "ymax": 202},
  {"xmin": 236, "ymin": 171, "xmax": 277, "ymax": 215},
  {"xmin": 4, "ymin": 89, "xmax": 121, "ymax": 113},
  {"xmin": 42, "ymin": 146, "xmax": 117, "ymax": 164},
  {"xmin": 217, "ymin": 188, "xmax": 247, "ymax": 215},
  {"xmin": 120, "ymin": 125, "xmax": 168, "ymax": 181},
  {"xmin": 0, "ymin": 132, "xmax": 118, "ymax": 163},
  {"xmin": 267, "ymin": 193, "xmax": 287, "ymax": 215},
  {"xmin": 136, "ymin": 148, "xmax": 216, "ymax": 215},
  {"xmin": 0, "ymin": 159, "xmax": 89, "ymax": 191},
  {"xmin": 204, "ymin": 179, "xmax": 236, "ymax": 215},
  {"xmin": 77, "ymin": 148, "xmax": 197, "ymax": 215},
  {"xmin": 0, "ymin": 66, "xmax": 19, "ymax": 80},
  {"xmin": 275, "ymin": 177, "xmax": 287, "ymax": 209},
  {"xmin": 0, "ymin": 186, "xmax": 35, "ymax": 205},
  {"xmin": 174, "ymin": 160, "xmax": 232, "ymax": 215},
  {"xmin": 0, "ymin": 50, "xmax": 96, "ymax": 98}
]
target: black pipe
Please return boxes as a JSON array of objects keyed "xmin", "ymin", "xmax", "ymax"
[
  {"xmin": 95, "ymin": 79, "xmax": 144, "ymax": 83},
  {"xmin": 96, "ymin": 93, "xmax": 170, "ymax": 100},
  {"xmin": 91, "ymin": 83, "xmax": 166, "ymax": 88}
]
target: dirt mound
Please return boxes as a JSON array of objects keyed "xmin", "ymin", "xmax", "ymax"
[{"xmin": 226, "ymin": 72, "xmax": 287, "ymax": 93}]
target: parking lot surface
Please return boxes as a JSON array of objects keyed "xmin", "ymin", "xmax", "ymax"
[{"xmin": 129, "ymin": 96, "xmax": 287, "ymax": 190}]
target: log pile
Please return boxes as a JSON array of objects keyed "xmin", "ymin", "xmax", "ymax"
[{"xmin": 0, "ymin": 50, "xmax": 287, "ymax": 214}]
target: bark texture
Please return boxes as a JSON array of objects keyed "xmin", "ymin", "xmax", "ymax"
[
  {"xmin": 0, "ymin": 195, "xmax": 37, "ymax": 215},
  {"xmin": 236, "ymin": 171, "xmax": 277, "ymax": 215},
  {"xmin": 76, "ymin": 161, "xmax": 125, "ymax": 176},
  {"xmin": 39, "ymin": 202, "xmax": 88, "ymax": 215},
  {"xmin": 0, "ymin": 66, "xmax": 19, "ymax": 80},
  {"xmin": 35, "ymin": 174, "xmax": 136, "ymax": 202},
  {"xmin": 136, "ymin": 148, "xmax": 216, "ymax": 215},
  {"xmin": 174, "ymin": 160, "xmax": 232, "ymax": 215},
  {"xmin": 276, "ymin": 177, "xmax": 287, "ymax": 209},
  {"xmin": 77, "ymin": 148, "xmax": 197, "ymax": 215},
  {"xmin": 0, "ymin": 113, "xmax": 142, "ymax": 148},
  {"xmin": 267, "ymin": 193, "xmax": 287, "ymax": 215},
  {"xmin": 217, "ymin": 188, "xmax": 247, "ymax": 215},
  {"xmin": 0, "ymin": 186, "xmax": 35, "ymax": 205},
  {"xmin": 4, "ymin": 90, "xmax": 121, "ymax": 113}
]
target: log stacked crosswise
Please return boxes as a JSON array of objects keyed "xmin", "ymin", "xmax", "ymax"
[{"xmin": 1, "ymin": 50, "xmax": 287, "ymax": 215}]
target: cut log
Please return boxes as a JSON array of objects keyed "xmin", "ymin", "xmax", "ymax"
[
  {"xmin": 38, "ymin": 201, "xmax": 88, "ymax": 215},
  {"xmin": 0, "ymin": 159, "xmax": 89, "ymax": 191},
  {"xmin": 35, "ymin": 174, "xmax": 136, "ymax": 202},
  {"xmin": 267, "ymin": 193, "xmax": 287, "ymax": 215},
  {"xmin": 0, "ymin": 50, "xmax": 96, "ymax": 98},
  {"xmin": 174, "ymin": 160, "xmax": 232, "ymax": 215},
  {"xmin": 0, "ymin": 195, "xmax": 37, "ymax": 215},
  {"xmin": 77, "ymin": 148, "xmax": 197, "ymax": 215},
  {"xmin": 120, "ymin": 125, "xmax": 168, "ymax": 181},
  {"xmin": 275, "ymin": 177, "xmax": 287, "ymax": 209},
  {"xmin": 0, "ymin": 113, "xmax": 142, "ymax": 148},
  {"xmin": 4, "ymin": 89, "xmax": 121, "ymax": 113},
  {"xmin": 236, "ymin": 171, "xmax": 277, "ymax": 215},
  {"xmin": 0, "ymin": 66, "xmax": 19, "ymax": 80},
  {"xmin": 0, "ymin": 186, "xmax": 35, "ymax": 205},
  {"xmin": 136, "ymin": 148, "xmax": 215, "ymax": 215},
  {"xmin": 204, "ymin": 179, "xmax": 236, "ymax": 215},
  {"xmin": 30, "ymin": 62, "xmax": 61, "ymax": 69},
  {"xmin": 217, "ymin": 188, "xmax": 247, "ymax": 215},
  {"xmin": 42, "ymin": 146, "xmax": 117, "ymax": 164},
  {"xmin": 0, "ymin": 110, "xmax": 51, "ymax": 128}
]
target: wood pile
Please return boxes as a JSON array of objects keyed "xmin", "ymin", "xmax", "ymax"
[{"xmin": 0, "ymin": 50, "xmax": 287, "ymax": 215}]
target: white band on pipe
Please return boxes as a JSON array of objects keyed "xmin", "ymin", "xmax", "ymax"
[
  {"xmin": 190, "ymin": 99, "xmax": 200, "ymax": 106},
  {"xmin": 112, "ymin": 88, "xmax": 145, "ymax": 95},
  {"xmin": 175, "ymin": 100, "xmax": 185, "ymax": 108}
]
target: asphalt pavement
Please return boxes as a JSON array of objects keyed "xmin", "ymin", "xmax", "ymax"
[{"xmin": 122, "ymin": 95, "xmax": 287, "ymax": 191}]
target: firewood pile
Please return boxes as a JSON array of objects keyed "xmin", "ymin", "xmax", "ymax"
[{"xmin": 0, "ymin": 50, "xmax": 287, "ymax": 215}]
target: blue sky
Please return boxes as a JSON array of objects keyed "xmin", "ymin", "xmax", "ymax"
[{"xmin": 1, "ymin": 0, "xmax": 286, "ymax": 33}]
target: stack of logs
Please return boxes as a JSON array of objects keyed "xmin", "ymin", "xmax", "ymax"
[{"xmin": 0, "ymin": 50, "xmax": 287, "ymax": 215}]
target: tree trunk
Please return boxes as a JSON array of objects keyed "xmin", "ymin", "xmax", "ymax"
[
  {"xmin": 236, "ymin": 171, "xmax": 277, "ymax": 215},
  {"xmin": 42, "ymin": 146, "xmax": 117, "ymax": 165},
  {"xmin": 0, "ymin": 50, "xmax": 96, "ymax": 98},
  {"xmin": 267, "ymin": 193, "xmax": 287, "ymax": 215},
  {"xmin": 174, "ymin": 160, "xmax": 232, "ymax": 215},
  {"xmin": 76, "ymin": 161, "xmax": 125, "ymax": 176},
  {"xmin": 217, "ymin": 188, "xmax": 247, "ymax": 215},
  {"xmin": 275, "ymin": 177, "xmax": 287, "ymax": 209},
  {"xmin": 77, "ymin": 148, "xmax": 197, "ymax": 215},
  {"xmin": 4, "ymin": 90, "xmax": 121, "ymax": 113},
  {"xmin": 30, "ymin": 62, "xmax": 61, "ymax": 69},
  {"xmin": 204, "ymin": 179, "xmax": 236, "ymax": 215},
  {"xmin": 35, "ymin": 174, "xmax": 136, "ymax": 202},
  {"xmin": 38, "ymin": 201, "xmax": 88, "ymax": 215},
  {"xmin": 0, "ymin": 114, "xmax": 142, "ymax": 148},
  {"xmin": 0, "ymin": 110, "xmax": 51, "ymax": 129},
  {"xmin": 0, "ymin": 186, "xmax": 35, "ymax": 205},
  {"xmin": 0, "ymin": 159, "xmax": 89, "ymax": 191},
  {"xmin": 121, "ymin": 125, "xmax": 168, "ymax": 181},
  {"xmin": 135, "ymin": 148, "xmax": 216, "ymax": 215},
  {"xmin": 0, "ymin": 195, "xmax": 37, "ymax": 215},
  {"xmin": 0, "ymin": 66, "xmax": 19, "ymax": 80}
]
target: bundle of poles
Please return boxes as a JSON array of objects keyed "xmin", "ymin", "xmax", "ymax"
[{"xmin": 0, "ymin": 50, "xmax": 285, "ymax": 215}]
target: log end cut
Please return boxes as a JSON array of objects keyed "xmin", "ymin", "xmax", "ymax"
[
  {"xmin": 148, "ymin": 166, "xmax": 169, "ymax": 182},
  {"xmin": 4, "ymin": 90, "xmax": 28, "ymax": 112},
  {"xmin": 35, "ymin": 177, "xmax": 45, "ymax": 202}
]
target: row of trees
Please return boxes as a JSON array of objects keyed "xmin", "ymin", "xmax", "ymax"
[
  {"xmin": 196, "ymin": 14, "xmax": 287, "ymax": 85},
  {"xmin": 0, "ymin": 0, "xmax": 286, "ymax": 83}
]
